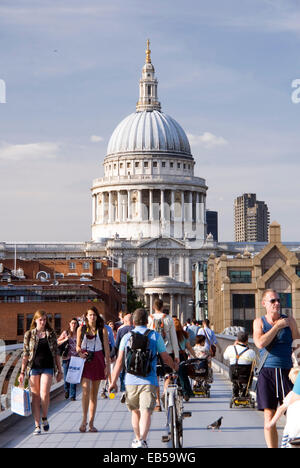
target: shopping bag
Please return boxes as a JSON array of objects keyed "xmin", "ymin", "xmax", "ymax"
[
  {"xmin": 11, "ymin": 386, "xmax": 31, "ymax": 417},
  {"xmin": 66, "ymin": 356, "xmax": 85, "ymax": 384}
]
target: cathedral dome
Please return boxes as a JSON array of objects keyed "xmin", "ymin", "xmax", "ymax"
[{"xmin": 106, "ymin": 110, "xmax": 191, "ymax": 157}]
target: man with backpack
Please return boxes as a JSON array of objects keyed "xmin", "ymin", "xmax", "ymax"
[
  {"xmin": 108, "ymin": 308, "xmax": 178, "ymax": 449},
  {"xmin": 147, "ymin": 298, "xmax": 180, "ymax": 411}
]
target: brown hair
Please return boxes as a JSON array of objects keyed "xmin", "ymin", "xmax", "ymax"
[
  {"xmin": 153, "ymin": 299, "xmax": 164, "ymax": 311},
  {"xmin": 30, "ymin": 310, "xmax": 53, "ymax": 331},
  {"xmin": 85, "ymin": 306, "xmax": 104, "ymax": 332},
  {"xmin": 133, "ymin": 308, "xmax": 148, "ymax": 326},
  {"xmin": 173, "ymin": 317, "xmax": 188, "ymax": 343}
]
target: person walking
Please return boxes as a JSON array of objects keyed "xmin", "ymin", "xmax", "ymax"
[
  {"xmin": 108, "ymin": 308, "xmax": 178, "ymax": 448},
  {"xmin": 197, "ymin": 319, "xmax": 219, "ymax": 357},
  {"xmin": 253, "ymin": 288, "xmax": 300, "ymax": 448},
  {"xmin": 114, "ymin": 313, "xmax": 134, "ymax": 401},
  {"xmin": 76, "ymin": 306, "xmax": 111, "ymax": 433},
  {"xmin": 18, "ymin": 310, "xmax": 63, "ymax": 435},
  {"xmin": 172, "ymin": 317, "xmax": 196, "ymax": 401},
  {"xmin": 148, "ymin": 299, "xmax": 179, "ymax": 411},
  {"xmin": 57, "ymin": 317, "xmax": 79, "ymax": 401}
]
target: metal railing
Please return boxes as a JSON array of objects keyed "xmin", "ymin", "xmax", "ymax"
[{"xmin": 0, "ymin": 343, "xmax": 63, "ymax": 417}]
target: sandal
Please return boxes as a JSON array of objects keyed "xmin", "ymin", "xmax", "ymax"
[
  {"xmin": 79, "ymin": 422, "xmax": 87, "ymax": 433},
  {"xmin": 154, "ymin": 404, "xmax": 162, "ymax": 412},
  {"xmin": 88, "ymin": 425, "xmax": 98, "ymax": 432}
]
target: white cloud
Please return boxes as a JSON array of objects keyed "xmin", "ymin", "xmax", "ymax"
[
  {"xmin": 187, "ymin": 132, "xmax": 228, "ymax": 149},
  {"xmin": 0, "ymin": 142, "xmax": 60, "ymax": 161},
  {"xmin": 90, "ymin": 135, "xmax": 104, "ymax": 143}
]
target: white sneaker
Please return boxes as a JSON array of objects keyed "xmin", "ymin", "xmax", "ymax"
[
  {"xmin": 131, "ymin": 438, "xmax": 140, "ymax": 448},
  {"xmin": 137, "ymin": 440, "xmax": 148, "ymax": 448},
  {"xmin": 132, "ymin": 439, "xmax": 148, "ymax": 448},
  {"xmin": 33, "ymin": 426, "xmax": 41, "ymax": 435}
]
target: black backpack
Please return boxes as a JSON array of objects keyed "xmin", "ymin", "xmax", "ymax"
[{"xmin": 125, "ymin": 329, "xmax": 154, "ymax": 377}]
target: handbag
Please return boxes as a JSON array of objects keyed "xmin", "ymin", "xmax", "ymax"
[
  {"xmin": 11, "ymin": 385, "xmax": 31, "ymax": 417},
  {"xmin": 66, "ymin": 356, "xmax": 85, "ymax": 384},
  {"xmin": 203, "ymin": 329, "xmax": 216, "ymax": 357},
  {"xmin": 251, "ymin": 330, "xmax": 281, "ymax": 392}
]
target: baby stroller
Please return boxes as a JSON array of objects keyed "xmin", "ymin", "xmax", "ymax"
[
  {"xmin": 186, "ymin": 358, "xmax": 211, "ymax": 398},
  {"xmin": 229, "ymin": 360, "xmax": 255, "ymax": 408}
]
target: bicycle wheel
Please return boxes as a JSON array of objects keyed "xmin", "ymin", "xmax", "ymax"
[{"xmin": 170, "ymin": 404, "xmax": 183, "ymax": 448}]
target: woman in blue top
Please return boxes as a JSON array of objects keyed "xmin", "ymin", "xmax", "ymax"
[{"xmin": 253, "ymin": 289, "xmax": 300, "ymax": 448}]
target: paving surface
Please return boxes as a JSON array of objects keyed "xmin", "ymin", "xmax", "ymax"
[{"xmin": 0, "ymin": 369, "xmax": 284, "ymax": 449}]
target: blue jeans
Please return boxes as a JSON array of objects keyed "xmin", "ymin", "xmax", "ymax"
[{"xmin": 62, "ymin": 359, "xmax": 77, "ymax": 399}]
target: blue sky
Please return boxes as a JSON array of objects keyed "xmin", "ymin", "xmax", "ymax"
[{"xmin": 0, "ymin": 0, "xmax": 300, "ymax": 242}]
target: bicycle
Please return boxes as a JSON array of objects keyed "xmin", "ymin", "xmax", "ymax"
[{"xmin": 161, "ymin": 373, "xmax": 191, "ymax": 448}]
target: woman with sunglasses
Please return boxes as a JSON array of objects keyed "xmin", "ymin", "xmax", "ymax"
[{"xmin": 253, "ymin": 288, "xmax": 300, "ymax": 448}]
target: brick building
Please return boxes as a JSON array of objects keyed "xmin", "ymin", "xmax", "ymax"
[{"xmin": 0, "ymin": 258, "xmax": 127, "ymax": 344}]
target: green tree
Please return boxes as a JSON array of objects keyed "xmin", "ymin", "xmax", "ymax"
[{"xmin": 126, "ymin": 273, "xmax": 144, "ymax": 313}]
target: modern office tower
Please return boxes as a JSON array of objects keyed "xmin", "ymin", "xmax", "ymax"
[
  {"xmin": 206, "ymin": 210, "xmax": 218, "ymax": 241},
  {"xmin": 234, "ymin": 193, "xmax": 270, "ymax": 242}
]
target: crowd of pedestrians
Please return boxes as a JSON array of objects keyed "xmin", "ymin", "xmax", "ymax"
[{"xmin": 17, "ymin": 287, "xmax": 300, "ymax": 448}]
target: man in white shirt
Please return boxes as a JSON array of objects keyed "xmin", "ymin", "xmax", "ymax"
[
  {"xmin": 223, "ymin": 331, "xmax": 256, "ymax": 366},
  {"xmin": 223, "ymin": 331, "xmax": 256, "ymax": 398}
]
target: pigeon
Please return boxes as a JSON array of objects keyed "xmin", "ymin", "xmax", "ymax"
[{"xmin": 207, "ymin": 416, "xmax": 223, "ymax": 431}]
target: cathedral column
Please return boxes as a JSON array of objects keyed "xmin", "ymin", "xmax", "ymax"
[
  {"xmin": 149, "ymin": 189, "xmax": 153, "ymax": 221},
  {"xmin": 188, "ymin": 191, "xmax": 193, "ymax": 222},
  {"xmin": 108, "ymin": 191, "xmax": 113, "ymax": 223},
  {"xmin": 138, "ymin": 189, "xmax": 143, "ymax": 220},
  {"xmin": 101, "ymin": 192, "xmax": 105, "ymax": 222},
  {"xmin": 127, "ymin": 190, "xmax": 132, "ymax": 220},
  {"xmin": 117, "ymin": 191, "xmax": 122, "ymax": 222},
  {"xmin": 170, "ymin": 190, "xmax": 175, "ymax": 222},
  {"xmin": 160, "ymin": 189, "xmax": 165, "ymax": 221}
]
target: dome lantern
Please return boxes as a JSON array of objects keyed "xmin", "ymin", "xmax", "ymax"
[{"xmin": 136, "ymin": 39, "xmax": 161, "ymax": 112}]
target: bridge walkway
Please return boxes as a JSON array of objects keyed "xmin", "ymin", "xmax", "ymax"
[{"xmin": 0, "ymin": 368, "xmax": 285, "ymax": 449}]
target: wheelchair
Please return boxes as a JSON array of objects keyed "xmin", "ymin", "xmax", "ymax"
[
  {"xmin": 186, "ymin": 358, "xmax": 212, "ymax": 398},
  {"xmin": 229, "ymin": 363, "xmax": 255, "ymax": 408}
]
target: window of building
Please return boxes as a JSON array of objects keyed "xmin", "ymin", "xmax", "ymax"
[
  {"xmin": 95, "ymin": 262, "xmax": 102, "ymax": 270},
  {"xmin": 229, "ymin": 270, "xmax": 252, "ymax": 283},
  {"xmin": 177, "ymin": 163, "xmax": 181, "ymax": 169},
  {"xmin": 69, "ymin": 262, "xmax": 76, "ymax": 270},
  {"xmin": 158, "ymin": 258, "xmax": 169, "ymax": 276},
  {"xmin": 54, "ymin": 314, "xmax": 61, "ymax": 335},
  {"xmin": 17, "ymin": 314, "xmax": 24, "ymax": 335},
  {"xmin": 135, "ymin": 162, "xmax": 139, "ymax": 167},
  {"xmin": 83, "ymin": 262, "xmax": 90, "ymax": 270},
  {"xmin": 232, "ymin": 294, "xmax": 255, "ymax": 334},
  {"xmin": 153, "ymin": 161, "xmax": 157, "ymax": 167},
  {"xmin": 162, "ymin": 162, "xmax": 166, "ymax": 167},
  {"xmin": 26, "ymin": 314, "xmax": 33, "ymax": 332},
  {"xmin": 144, "ymin": 161, "xmax": 148, "ymax": 168},
  {"xmin": 170, "ymin": 162, "xmax": 174, "ymax": 168},
  {"xmin": 127, "ymin": 162, "xmax": 131, "ymax": 168}
]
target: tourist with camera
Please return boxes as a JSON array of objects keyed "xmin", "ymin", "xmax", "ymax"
[
  {"xmin": 57, "ymin": 317, "xmax": 79, "ymax": 401},
  {"xmin": 76, "ymin": 306, "xmax": 111, "ymax": 433}
]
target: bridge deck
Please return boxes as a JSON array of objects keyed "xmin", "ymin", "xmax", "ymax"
[{"xmin": 0, "ymin": 369, "xmax": 284, "ymax": 449}]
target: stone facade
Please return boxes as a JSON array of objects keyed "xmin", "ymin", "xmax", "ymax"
[{"xmin": 207, "ymin": 222, "xmax": 300, "ymax": 334}]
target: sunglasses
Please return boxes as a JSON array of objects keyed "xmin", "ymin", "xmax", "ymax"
[{"xmin": 269, "ymin": 298, "xmax": 280, "ymax": 304}]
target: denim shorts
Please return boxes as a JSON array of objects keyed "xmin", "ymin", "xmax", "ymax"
[{"xmin": 30, "ymin": 368, "xmax": 54, "ymax": 377}]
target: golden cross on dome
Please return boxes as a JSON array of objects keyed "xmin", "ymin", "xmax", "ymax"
[{"xmin": 146, "ymin": 39, "xmax": 151, "ymax": 63}]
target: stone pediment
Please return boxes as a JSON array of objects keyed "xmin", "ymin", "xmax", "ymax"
[{"xmin": 137, "ymin": 237, "xmax": 186, "ymax": 250}]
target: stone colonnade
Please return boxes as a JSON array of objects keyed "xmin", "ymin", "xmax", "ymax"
[
  {"xmin": 92, "ymin": 188, "xmax": 206, "ymax": 225},
  {"xmin": 144, "ymin": 292, "xmax": 193, "ymax": 323}
]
